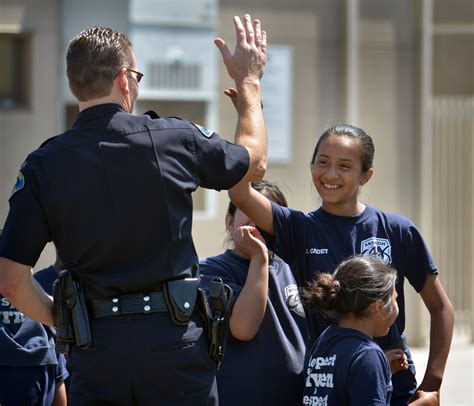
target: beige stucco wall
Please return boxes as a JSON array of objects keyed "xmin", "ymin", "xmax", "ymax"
[
  {"xmin": 0, "ymin": 0, "xmax": 470, "ymax": 343},
  {"xmin": 198, "ymin": 0, "xmax": 426, "ymax": 344},
  {"xmin": 199, "ymin": 1, "xmax": 422, "ymax": 234},
  {"xmin": 0, "ymin": 1, "xmax": 424, "ymax": 268},
  {"xmin": 193, "ymin": 4, "xmax": 325, "ymax": 259},
  {"xmin": 0, "ymin": 0, "xmax": 427, "ymax": 342},
  {"xmin": 0, "ymin": 0, "xmax": 60, "ymax": 270}
]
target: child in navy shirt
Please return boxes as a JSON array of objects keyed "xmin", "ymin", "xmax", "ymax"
[
  {"xmin": 200, "ymin": 180, "xmax": 308, "ymax": 405},
  {"xmin": 302, "ymin": 256, "xmax": 438, "ymax": 405},
  {"xmin": 228, "ymin": 123, "xmax": 454, "ymax": 405},
  {"xmin": 0, "ymin": 234, "xmax": 68, "ymax": 406}
]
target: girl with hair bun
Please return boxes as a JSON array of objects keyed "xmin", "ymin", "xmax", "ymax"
[{"xmin": 302, "ymin": 256, "xmax": 438, "ymax": 405}]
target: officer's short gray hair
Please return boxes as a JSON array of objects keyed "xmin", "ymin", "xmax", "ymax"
[{"xmin": 67, "ymin": 27, "xmax": 133, "ymax": 101}]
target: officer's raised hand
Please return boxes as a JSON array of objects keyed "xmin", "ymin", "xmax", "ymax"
[
  {"xmin": 214, "ymin": 15, "xmax": 268, "ymax": 184},
  {"xmin": 214, "ymin": 15, "xmax": 267, "ymax": 85}
]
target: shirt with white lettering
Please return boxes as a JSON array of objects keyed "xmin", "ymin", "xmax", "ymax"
[
  {"xmin": 199, "ymin": 250, "xmax": 309, "ymax": 406},
  {"xmin": 0, "ymin": 299, "xmax": 57, "ymax": 367},
  {"xmin": 303, "ymin": 325, "xmax": 392, "ymax": 406},
  {"xmin": 0, "ymin": 267, "xmax": 58, "ymax": 366}
]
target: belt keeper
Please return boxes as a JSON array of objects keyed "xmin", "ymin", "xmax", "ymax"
[
  {"xmin": 90, "ymin": 291, "xmax": 167, "ymax": 319},
  {"xmin": 143, "ymin": 294, "xmax": 152, "ymax": 314},
  {"xmin": 111, "ymin": 297, "xmax": 120, "ymax": 314}
]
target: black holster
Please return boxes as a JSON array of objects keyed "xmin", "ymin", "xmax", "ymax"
[
  {"xmin": 198, "ymin": 277, "xmax": 233, "ymax": 364},
  {"xmin": 53, "ymin": 269, "xmax": 91, "ymax": 353},
  {"xmin": 163, "ymin": 273, "xmax": 232, "ymax": 363}
]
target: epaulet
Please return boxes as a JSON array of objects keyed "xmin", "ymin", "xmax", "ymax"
[
  {"xmin": 39, "ymin": 136, "xmax": 58, "ymax": 148},
  {"xmin": 143, "ymin": 110, "xmax": 161, "ymax": 119}
]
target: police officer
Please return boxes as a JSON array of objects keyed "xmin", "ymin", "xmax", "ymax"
[{"xmin": 0, "ymin": 14, "xmax": 267, "ymax": 406}]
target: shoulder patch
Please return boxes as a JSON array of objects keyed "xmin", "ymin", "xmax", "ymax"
[
  {"xmin": 192, "ymin": 123, "xmax": 214, "ymax": 138},
  {"xmin": 10, "ymin": 171, "xmax": 25, "ymax": 198}
]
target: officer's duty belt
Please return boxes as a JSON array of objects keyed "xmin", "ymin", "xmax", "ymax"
[{"xmin": 90, "ymin": 292, "xmax": 167, "ymax": 319}]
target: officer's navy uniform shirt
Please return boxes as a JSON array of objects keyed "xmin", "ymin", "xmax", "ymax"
[
  {"xmin": 265, "ymin": 203, "xmax": 437, "ymax": 404},
  {"xmin": 303, "ymin": 325, "xmax": 392, "ymax": 406},
  {"xmin": 200, "ymin": 251, "xmax": 308, "ymax": 406},
  {"xmin": 0, "ymin": 104, "xmax": 249, "ymax": 300}
]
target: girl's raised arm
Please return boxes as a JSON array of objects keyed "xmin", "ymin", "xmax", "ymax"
[{"xmin": 229, "ymin": 180, "xmax": 274, "ymax": 235}]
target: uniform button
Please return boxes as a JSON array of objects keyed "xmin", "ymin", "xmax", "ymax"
[
  {"xmin": 143, "ymin": 296, "xmax": 150, "ymax": 302},
  {"xmin": 112, "ymin": 298, "xmax": 119, "ymax": 303},
  {"xmin": 144, "ymin": 305, "xmax": 151, "ymax": 312},
  {"xmin": 112, "ymin": 306, "xmax": 119, "ymax": 313},
  {"xmin": 184, "ymin": 302, "xmax": 190, "ymax": 309}
]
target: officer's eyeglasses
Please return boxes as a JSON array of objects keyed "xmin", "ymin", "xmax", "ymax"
[
  {"xmin": 126, "ymin": 68, "xmax": 144, "ymax": 83},
  {"xmin": 114, "ymin": 67, "xmax": 144, "ymax": 84}
]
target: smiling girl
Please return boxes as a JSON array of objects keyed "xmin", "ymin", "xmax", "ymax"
[{"xmin": 228, "ymin": 124, "xmax": 454, "ymax": 405}]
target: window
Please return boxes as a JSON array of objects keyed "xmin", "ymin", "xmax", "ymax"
[{"xmin": 0, "ymin": 33, "xmax": 30, "ymax": 109}]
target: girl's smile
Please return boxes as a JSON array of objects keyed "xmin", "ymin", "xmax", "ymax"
[{"xmin": 312, "ymin": 134, "xmax": 372, "ymax": 216}]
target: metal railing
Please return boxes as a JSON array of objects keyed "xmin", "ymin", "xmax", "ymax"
[{"xmin": 432, "ymin": 96, "xmax": 474, "ymax": 341}]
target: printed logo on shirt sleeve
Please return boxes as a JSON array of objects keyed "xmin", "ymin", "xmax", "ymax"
[
  {"xmin": 10, "ymin": 171, "xmax": 25, "ymax": 198},
  {"xmin": 285, "ymin": 284, "xmax": 305, "ymax": 317}
]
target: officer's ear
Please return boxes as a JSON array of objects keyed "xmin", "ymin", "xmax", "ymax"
[{"xmin": 116, "ymin": 68, "xmax": 131, "ymax": 95}]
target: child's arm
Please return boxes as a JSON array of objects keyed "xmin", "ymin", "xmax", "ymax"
[
  {"xmin": 418, "ymin": 274, "xmax": 454, "ymax": 392},
  {"xmin": 229, "ymin": 226, "xmax": 269, "ymax": 341},
  {"xmin": 229, "ymin": 181, "xmax": 274, "ymax": 235},
  {"xmin": 52, "ymin": 380, "xmax": 67, "ymax": 406}
]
